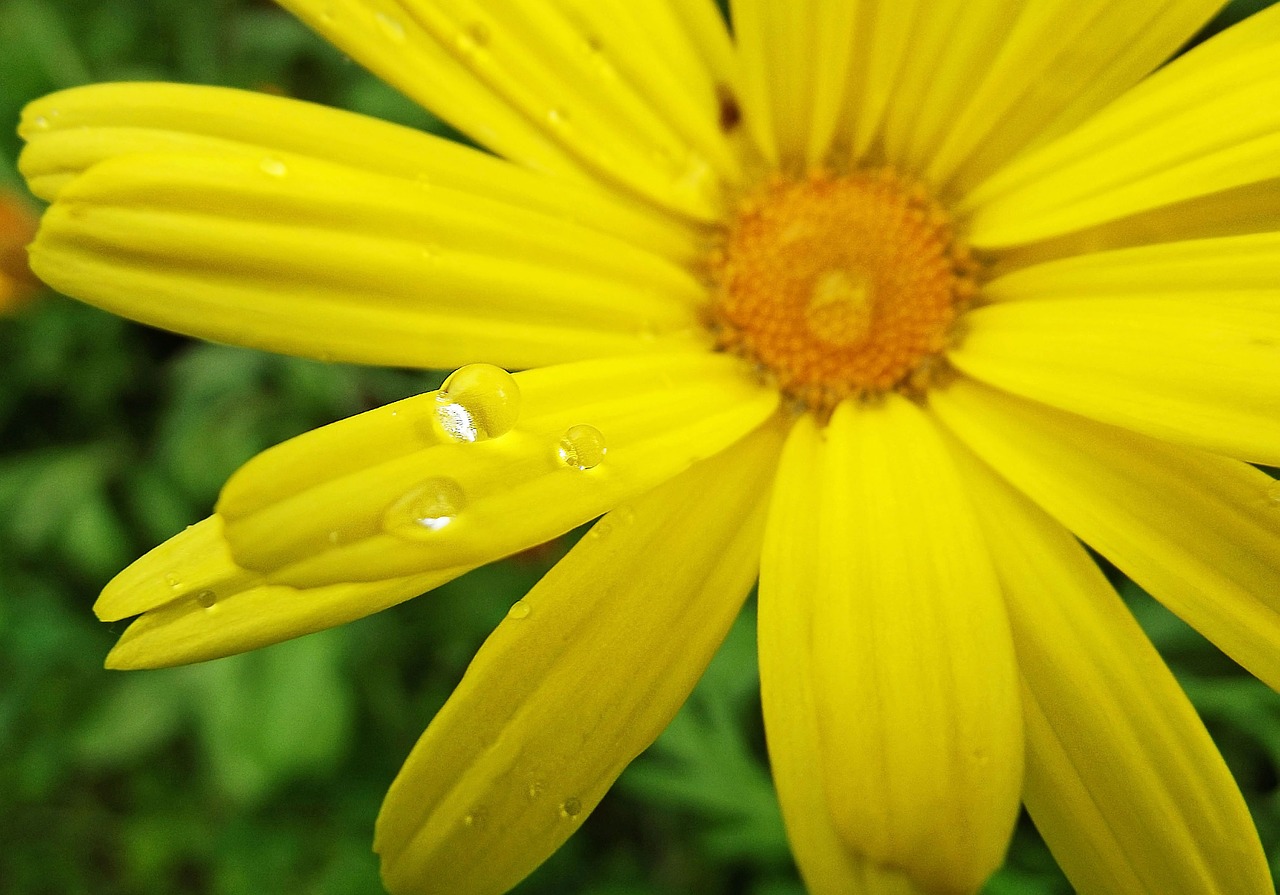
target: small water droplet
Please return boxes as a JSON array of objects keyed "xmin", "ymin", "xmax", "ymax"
[
  {"xmin": 1267, "ymin": 481, "xmax": 1280, "ymax": 505},
  {"xmin": 260, "ymin": 157, "xmax": 288, "ymax": 177},
  {"xmin": 384, "ymin": 477, "xmax": 467, "ymax": 537},
  {"xmin": 31, "ymin": 115, "xmax": 49, "ymax": 130},
  {"xmin": 462, "ymin": 807, "xmax": 486, "ymax": 829},
  {"xmin": 431, "ymin": 364, "xmax": 521, "ymax": 443},
  {"xmin": 194, "ymin": 590, "xmax": 216, "ymax": 609},
  {"xmin": 559, "ymin": 797, "xmax": 581, "ymax": 818},
  {"xmin": 547, "ymin": 107, "xmax": 569, "ymax": 127},
  {"xmin": 507, "ymin": 599, "xmax": 531, "ymax": 619},
  {"xmin": 327, "ymin": 529, "xmax": 341, "ymax": 544},
  {"xmin": 527, "ymin": 781, "xmax": 544, "ymax": 800},
  {"xmin": 456, "ymin": 20, "xmax": 490, "ymax": 55},
  {"xmin": 165, "ymin": 572, "xmax": 182, "ymax": 590},
  {"xmin": 375, "ymin": 10, "xmax": 406, "ymax": 41},
  {"xmin": 557, "ymin": 424, "xmax": 607, "ymax": 470}
]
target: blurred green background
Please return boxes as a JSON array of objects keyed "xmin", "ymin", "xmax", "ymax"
[{"xmin": 2, "ymin": 1, "xmax": 1280, "ymax": 893}]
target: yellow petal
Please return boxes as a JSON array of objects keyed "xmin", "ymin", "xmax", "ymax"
[
  {"xmin": 950, "ymin": 441, "xmax": 1273, "ymax": 895},
  {"xmin": 19, "ymin": 83, "xmax": 701, "ymax": 263},
  {"xmin": 922, "ymin": 0, "xmax": 1221, "ymax": 192},
  {"xmin": 877, "ymin": 0, "xmax": 1023, "ymax": 175},
  {"xmin": 931, "ymin": 378, "xmax": 1280, "ymax": 693},
  {"xmin": 374, "ymin": 419, "xmax": 784, "ymax": 895},
  {"xmin": 28, "ymin": 149, "xmax": 707, "ymax": 371},
  {"xmin": 764, "ymin": 396, "xmax": 1022, "ymax": 894},
  {"xmin": 276, "ymin": 0, "xmax": 729, "ymax": 219},
  {"xmin": 758, "ymin": 414, "xmax": 863, "ymax": 894},
  {"xmin": 100, "ymin": 516, "xmax": 469, "ymax": 669},
  {"xmin": 951, "ymin": 295, "xmax": 1280, "ymax": 465},
  {"xmin": 964, "ymin": 4, "xmax": 1280, "ymax": 247},
  {"xmin": 217, "ymin": 353, "xmax": 779, "ymax": 588},
  {"xmin": 982, "ymin": 231, "xmax": 1280, "ymax": 303}
]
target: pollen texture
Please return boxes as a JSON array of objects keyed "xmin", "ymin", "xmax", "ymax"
[{"xmin": 711, "ymin": 169, "xmax": 975, "ymax": 413}]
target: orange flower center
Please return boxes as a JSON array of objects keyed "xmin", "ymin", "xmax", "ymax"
[{"xmin": 710, "ymin": 170, "xmax": 975, "ymax": 414}]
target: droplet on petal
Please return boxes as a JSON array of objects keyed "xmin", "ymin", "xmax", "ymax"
[
  {"xmin": 559, "ymin": 797, "xmax": 582, "ymax": 819},
  {"xmin": 432, "ymin": 364, "xmax": 521, "ymax": 443},
  {"xmin": 383, "ymin": 477, "xmax": 467, "ymax": 538},
  {"xmin": 259, "ymin": 157, "xmax": 287, "ymax": 177},
  {"xmin": 194, "ymin": 590, "xmax": 217, "ymax": 609},
  {"xmin": 557, "ymin": 425, "xmax": 607, "ymax": 470},
  {"xmin": 374, "ymin": 11, "xmax": 406, "ymax": 41},
  {"xmin": 507, "ymin": 600, "xmax": 531, "ymax": 620}
]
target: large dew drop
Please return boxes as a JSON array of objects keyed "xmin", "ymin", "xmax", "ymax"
[
  {"xmin": 557, "ymin": 425, "xmax": 607, "ymax": 470},
  {"xmin": 383, "ymin": 477, "xmax": 467, "ymax": 538},
  {"xmin": 432, "ymin": 364, "xmax": 521, "ymax": 443}
]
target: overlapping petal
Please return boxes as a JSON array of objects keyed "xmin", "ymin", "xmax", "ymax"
[
  {"xmin": 931, "ymin": 379, "xmax": 1280, "ymax": 693},
  {"xmin": 100, "ymin": 517, "xmax": 469, "ymax": 669},
  {"xmin": 19, "ymin": 84, "xmax": 700, "ymax": 261},
  {"xmin": 217, "ymin": 353, "xmax": 778, "ymax": 587},
  {"xmin": 277, "ymin": 0, "xmax": 733, "ymax": 219},
  {"xmin": 951, "ymin": 442, "xmax": 1273, "ymax": 895},
  {"xmin": 964, "ymin": 3, "xmax": 1280, "ymax": 247},
  {"xmin": 921, "ymin": 0, "xmax": 1223, "ymax": 192},
  {"xmin": 760, "ymin": 396, "xmax": 1022, "ymax": 894},
  {"xmin": 375, "ymin": 420, "xmax": 783, "ymax": 895},
  {"xmin": 26, "ymin": 144, "xmax": 707, "ymax": 370},
  {"xmin": 951, "ymin": 294, "xmax": 1280, "ymax": 465}
]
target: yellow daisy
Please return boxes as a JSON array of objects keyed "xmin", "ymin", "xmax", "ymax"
[{"xmin": 18, "ymin": 1, "xmax": 1280, "ymax": 893}]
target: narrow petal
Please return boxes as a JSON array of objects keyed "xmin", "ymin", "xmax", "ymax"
[
  {"xmin": 982, "ymin": 231, "xmax": 1280, "ymax": 303},
  {"xmin": 374, "ymin": 419, "xmax": 784, "ymax": 895},
  {"xmin": 757, "ymin": 414, "xmax": 863, "ymax": 894},
  {"xmin": 877, "ymin": 0, "xmax": 1023, "ymax": 174},
  {"xmin": 100, "ymin": 517, "xmax": 469, "ymax": 669},
  {"xmin": 931, "ymin": 378, "xmax": 1280, "ymax": 693},
  {"xmin": 19, "ymin": 84, "xmax": 701, "ymax": 262},
  {"xmin": 950, "ymin": 296, "xmax": 1280, "ymax": 465},
  {"xmin": 762, "ymin": 396, "xmax": 1022, "ymax": 894},
  {"xmin": 964, "ymin": 4, "xmax": 1280, "ymax": 248},
  {"xmin": 922, "ymin": 0, "xmax": 1222, "ymax": 192},
  {"xmin": 217, "ymin": 354, "xmax": 779, "ymax": 587},
  {"xmin": 731, "ymin": 0, "xmax": 860, "ymax": 168},
  {"xmin": 949, "ymin": 441, "xmax": 1273, "ymax": 895},
  {"xmin": 277, "ymin": 0, "xmax": 730, "ymax": 219},
  {"xmin": 28, "ymin": 150, "xmax": 707, "ymax": 370}
]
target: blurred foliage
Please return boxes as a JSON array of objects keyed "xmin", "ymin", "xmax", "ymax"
[{"xmin": 2, "ymin": 0, "xmax": 1280, "ymax": 893}]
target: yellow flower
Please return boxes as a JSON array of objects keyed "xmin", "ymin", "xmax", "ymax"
[{"xmin": 18, "ymin": 2, "xmax": 1280, "ymax": 893}]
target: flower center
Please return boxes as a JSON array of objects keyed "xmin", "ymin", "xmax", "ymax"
[{"xmin": 710, "ymin": 169, "xmax": 975, "ymax": 414}]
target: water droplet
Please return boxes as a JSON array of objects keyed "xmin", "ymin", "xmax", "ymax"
[
  {"xmin": 260, "ymin": 157, "xmax": 288, "ymax": 177},
  {"xmin": 432, "ymin": 364, "xmax": 521, "ymax": 443},
  {"xmin": 456, "ymin": 20, "xmax": 490, "ymax": 55},
  {"xmin": 557, "ymin": 425, "xmax": 607, "ymax": 470},
  {"xmin": 31, "ymin": 115, "xmax": 49, "ymax": 130},
  {"xmin": 326, "ymin": 529, "xmax": 341, "ymax": 544},
  {"xmin": 194, "ymin": 590, "xmax": 216, "ymax": 609},
  {"xmin": 1267, "ymin": 481, "xmax": 1280, "ymax": 505},
  {"xmin": 384, "ymin": 477, "xmax": 467, "ymax": 537},
  {"xmin": 547, "ymin": 107, "xmax": 570, "ymax": 127},
  {"xmin": 527, "ymin": 781, "xmax": 544, "ymax": 800},
  {"xmin": 375, "ymin": 10, "xmax": 406, "ymax": 41},
  {"xmin": 507, "ymin": 599, "xmax": 531, "ymax": 620},
  {"xmin": 164, "ymin": 572, "xmax": 182, "ymax": 590},
  {"xmin": 559, "ymin": 797, "xmax": 582, "ymax": 818},
  {"xmin": 462, "ymin": 807, "xmax": 486, "ymax": 829}
]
